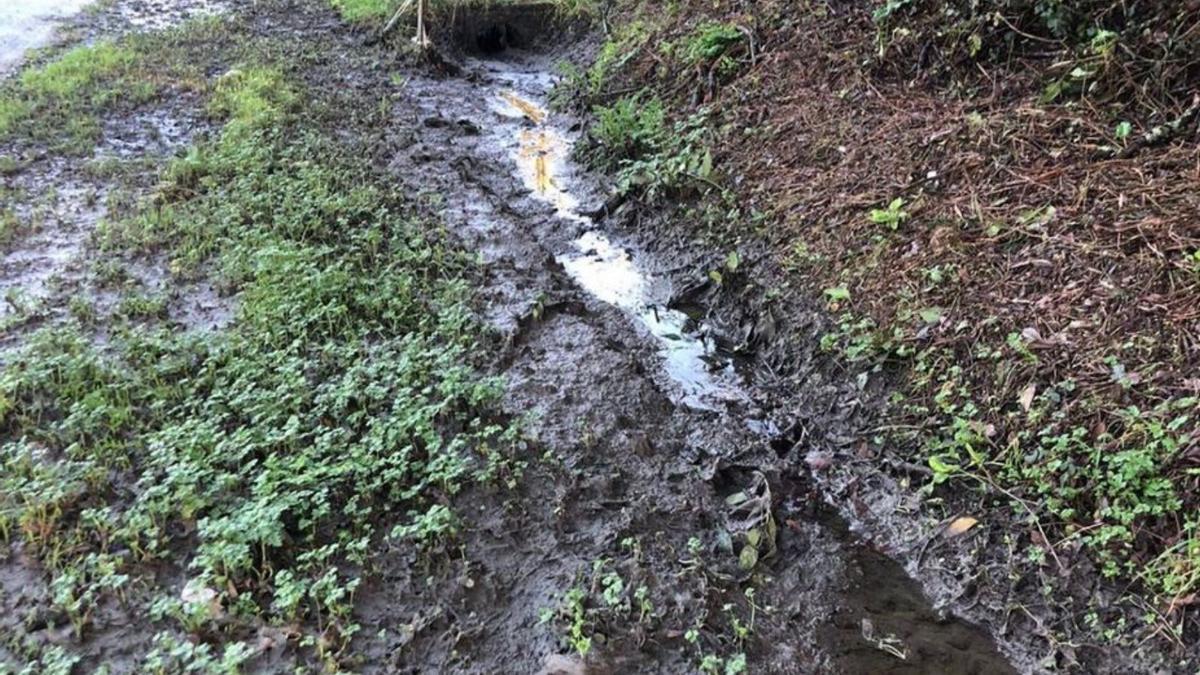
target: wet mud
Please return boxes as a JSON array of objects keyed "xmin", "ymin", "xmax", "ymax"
[
  {"xmin": 1, "ymin": 1, "xmax": 1028, "ymax": 672},
  {"xmin": 0, "ymin": 1, "xmax": 227, "ymax": 349},
  {"xmin": 368, "ymin": 24, "xmax": 1019, "ymax": 672}
]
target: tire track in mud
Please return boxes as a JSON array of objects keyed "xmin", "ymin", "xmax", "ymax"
[{"xmin": 374, "ymin": 36, "xmax": 1019, "ymax": 674}]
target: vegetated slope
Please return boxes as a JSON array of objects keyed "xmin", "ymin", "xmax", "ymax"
[{"xmin": 570, "ymin": 0, "xmax": 1200, "ymax": 670}]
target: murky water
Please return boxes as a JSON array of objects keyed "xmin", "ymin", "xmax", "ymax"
[
  {"xmin": 0, "ymin": 0, "xmax": 230, "ymax": 77},
  {"xmin": 490, "ymin": 73, "xmax": 750, "ymax": 412},
  {"xmin": 0, "ymin": 0, "xmax": 93, "ymax": 74}
]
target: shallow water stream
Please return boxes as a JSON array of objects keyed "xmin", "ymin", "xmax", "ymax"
[{"xmin": 489, "ymin": 66, "xmax": 751, "ymax": 413}]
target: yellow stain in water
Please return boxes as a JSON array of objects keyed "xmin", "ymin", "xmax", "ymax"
[
  {"xmin": 518, "ymin": 129, "xmax": 557, "ymax": 194},
  {"xmin": 501, "ymin": 90, "xmax": 547, "ymax": 124},
  {"xmin": 501, "ymin": 89, "xmax": 578, "ymax": 213}
]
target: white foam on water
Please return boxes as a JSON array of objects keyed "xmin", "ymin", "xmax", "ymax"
[{"xmin": 488, "ymin": 76, "xmax": 750, "ymax": 411}]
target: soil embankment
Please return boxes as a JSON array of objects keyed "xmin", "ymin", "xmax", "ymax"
[{"xmin": 564, "ymin": 1, "xmax": 1200, "ymax": 672}]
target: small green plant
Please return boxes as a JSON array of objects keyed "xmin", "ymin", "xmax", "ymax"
[
  {"xmin": 682, "ymin": 22, "xmax": 744, "ymax": 75},
  {"xmin": 872, "ymin": 0, "xmax": 913, "ymax": 23},
  {"xmin": 141, "ymin": 633, "xmax": 253, "ymax": 674},
  {"xmin": 868, "ymin": 197, "xmax": 909, "ymax": 229},
  {"xmin": 590, "ymin": 95, "xmax": 667, "ymax": 170},
  {"xmin": 1187, "ymin": 249, "xmax": 1200, "ymax": 274},
  {"xmin": 554, "ymin": 20, "xmax": 649, "ymax": 106},
  {"xmin": 390, "ymin": 504, "xmax": 461, "ymax": 551},
  {"xmin": 590, "ymin": 99, "xmax": 715, "ymax": 200},
  {"xmin": 709, "ymin": 250, "xmax": 740, "ymax": 285},
  {"xmin": 563, "ymin": 586, "xmax": 592, "ymax": 656}
]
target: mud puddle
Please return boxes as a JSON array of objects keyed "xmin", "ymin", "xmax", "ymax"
[
  {"xmin": 384, "ymin": 33, "xmax": 1018, "ymax": 672},
  {"xmin": 0, "ymin": 0, "xmax": 226, "ymax": 342},
  {"xmin": 0, "ymin": 0, "xmax": 229, "ymax": 77}
]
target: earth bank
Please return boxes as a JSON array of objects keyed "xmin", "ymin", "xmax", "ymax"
[{"xmin": 559, "ymin": 0, "xmax": 1200, "ymax": 673}]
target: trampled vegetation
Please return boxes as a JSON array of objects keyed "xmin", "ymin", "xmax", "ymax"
[{"xmin": 1, "ymin": 18, "xmax": 517, "ymax": 671}]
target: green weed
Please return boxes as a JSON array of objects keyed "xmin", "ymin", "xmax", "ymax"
[
  {"xmin": 588, "ymin": 98, "xmax": 714, "ymax": 200},
  {"xmin": 552, "ymin": 20, "xmax": 650, "ymax": 107},
  {"xmin": 680, "ymin": 22, "xmax": 744, "ymax": 77},
  {"xmin": 590, "ymin": 94, "xmax": 666, "ymax": 170},
  {"xmin": 328, "ymin": 0, "xmax": 396, "ymax": 22},
  {"xmin": 868, "ymin": 197, "xmax": 909, "ymax": 230},
  {"xmin": 0, "ymin": 62, "xmax": 513, "ymax": 668}
]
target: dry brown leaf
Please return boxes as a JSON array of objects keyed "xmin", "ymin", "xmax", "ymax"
[
  {"xmin": 1018, "ymin": 384, "xmax": 1036, "ymax": 412},
  {"xmin": 945, "ymin": 516, "xmax": 979, "ymax": 538}
]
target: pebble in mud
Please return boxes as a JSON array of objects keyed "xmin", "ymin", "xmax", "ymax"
[{"xmin": 537, "ymin": 654, "xmax": 589, "ymax": 675}]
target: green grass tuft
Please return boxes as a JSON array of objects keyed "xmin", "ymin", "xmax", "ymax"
[
  {"xmin": 328, "ymin": 0, "xmax": 397, "ymax": 22},
  {"xmin": 0, "ymin": 40, "xmax": 154, "ymax": 149}
]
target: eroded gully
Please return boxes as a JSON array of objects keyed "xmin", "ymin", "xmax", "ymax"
[{"xmin": 386, "ymin": 44, "xmax": 1019, "ymax": 673}]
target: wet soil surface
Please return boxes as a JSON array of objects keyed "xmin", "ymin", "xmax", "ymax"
[
  {"xmin": 0, "ymin": 1, "xmax": 229, "ymax": 351},
  {"xmin": 1, "ymin": 1, "xmax": 1023, "ymax": 672},
  {"xmin": 363, "ymin": 37, "xmax": 1019, "ymax": 673}
]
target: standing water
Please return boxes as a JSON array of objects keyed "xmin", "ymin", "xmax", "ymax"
[{"xmin": 0, "ymin": 0, "xmax": 93, "ymax": 74}]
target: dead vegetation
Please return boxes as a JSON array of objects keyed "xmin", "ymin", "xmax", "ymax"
[{"xmin": 584, "ymin": 0, "xmax": 1200, "ymax": 665}]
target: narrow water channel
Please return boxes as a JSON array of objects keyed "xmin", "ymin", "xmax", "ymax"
[{"xmin": 489, "ymin": 64, "xmax": 752, "ymax": 413}]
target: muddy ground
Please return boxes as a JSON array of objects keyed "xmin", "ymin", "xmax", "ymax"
[{"xmin": 0, "ymin": 0, "xmax": 1091, "ymax": 673}]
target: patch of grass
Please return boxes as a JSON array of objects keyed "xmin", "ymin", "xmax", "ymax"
[
  {"xmin": 328, "ymin": 0, "xmax": 601, "ymax": 26},
  {"xmin": 0, "ymin": 62, "xmax": 517, "ymax": 669},
  {"xmin": 328, "ymin": 0, "xmax": 396, "ymax": 22},
  {"xmin": 586, "ymin": 95, "xmax": 716, "ymax": 200},
  {"xmin": 0, "ymin": 41, "xmax": 149, "ymax": 147},
  {"xmin": 681, "ymin": 21, "xmax": 743, "ymax": 73},
  {"xmin": 590, "ymin": 94, "xmax": 666, "ymax": 169},
  {"xmin": 554, "ymin": 19, "xmax": 650, "ymax": 106},
  {"xmin": 19, "ymin": 42, "xmax": 137, "ymax": 99}
]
